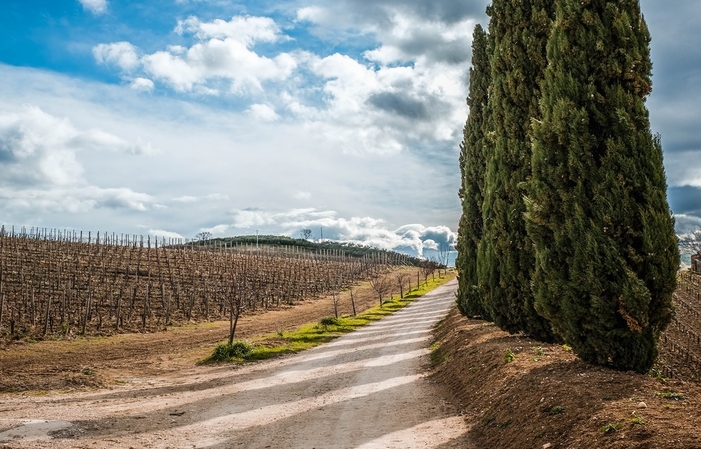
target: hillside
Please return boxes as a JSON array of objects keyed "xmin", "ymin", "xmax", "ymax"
[{"xmin": 191, "ymin": 234, "xmax": 426, "ymax": 266}]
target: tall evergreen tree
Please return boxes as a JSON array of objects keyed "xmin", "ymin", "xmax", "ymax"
[
  {"xmin": 478, "ymin": 0, "xmax": 555, "ymax": 341},
  {"xmin": 457, "ymin": 24, "xmax": 491, "ymax": 318},
  {"xmin": 525, "ymin": 0, "xmax": 678, "ymax": 372}
]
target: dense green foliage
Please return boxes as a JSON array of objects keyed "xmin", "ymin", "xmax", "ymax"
[
  {"xmin": 525, "ymin": 0, "xmax": 678, "ymax": 372},
  {"xmin": 477, "ymin": 0, "xmax": 555, "ymax": 341},
  {"xmin": 456, "ymin": 24, "xmax": 491, "ymax": 318}
]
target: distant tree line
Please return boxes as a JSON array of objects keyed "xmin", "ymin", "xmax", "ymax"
[
  {"xmin": 456, "ymin": 0, "xmax": 678, "ymax": 373},
  {"xmin": 189, "ymin": 234, "xmax": 427, "ymax": 267}
]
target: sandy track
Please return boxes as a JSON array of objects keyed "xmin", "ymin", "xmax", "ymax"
[{"xmin": 0, "ymin": 280, "xmax": 469, "ymax": 449}]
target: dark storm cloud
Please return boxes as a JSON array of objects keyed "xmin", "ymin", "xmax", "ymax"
[
  {"xmin": 0, "ymin": 147, "xmax": 17, "ymax": 163},
  {"xmin": 641, "ymin": 0, "xmax": 701, "ymax": 159},
  {"xmin": 668, "ymin": 186, "xmax": 701, "ymax": 218},
  {"xmin": 367, "ymin": 92, "xmax": 428, "ymax": 119},
  {"xmin": 392, "ymin": 30, "xmax": 471, "ymax": 65},
  {"xmin": 337, "ymin": 0, "xmax": 490, "ymax": 25}
]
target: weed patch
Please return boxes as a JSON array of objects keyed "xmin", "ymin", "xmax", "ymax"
[
  {"xmin": 601, "ymin": 422, "xmax": 622, "ymax": 434},
  {"xmin": 504, "ymin": 348, "xmax": 516, "ymax": 363},
  {"xmin": 205, "ymin": 341, "xmax": 253, "ymax": 362}
]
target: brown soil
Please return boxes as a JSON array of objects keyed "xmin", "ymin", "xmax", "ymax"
[
  {"xmin": 431, "ymin": 308, "xmax": 701, "ymax": 449},
  {"xmin": 0, "ymin": 267, "xmax": 435, "ymax": 393}
]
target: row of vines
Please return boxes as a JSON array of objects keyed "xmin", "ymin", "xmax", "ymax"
[
  {"xmin": 658, "ymin": 271, "xmax": 701, "ymax": 380},
  {"xmin": 0, "ymin": 226, "xmax": 407, "ymax": 340}
]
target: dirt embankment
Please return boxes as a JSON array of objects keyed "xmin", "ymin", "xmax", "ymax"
[{"xmin": 431, "ymin": 309, "xmax": 701, "ymax": 449}]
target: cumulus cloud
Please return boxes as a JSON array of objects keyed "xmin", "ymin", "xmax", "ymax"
[
  {"xmin": 91, "ymin": 6, "xmax": 473, "ymax": 156},
  {"xmin": 130, "ymin": 77, "xmax": 154, "ymax": 92},
  {"xmin": 175, "ymin": 15, "xmax": 286, "ymax": 45},
  {"xmin": 148, "ymin": 229, "xmax": 185, "ymax": 240},
  {"xmin": 246, "ymin": 103, "xmax": 280, "ymax": 122},
  {"xmin": 0, "ymin": 186, "xmax": 153, "ymax": 214},
  {"xmin": 95, "ymin": 15, "xmax": 297, "ymax": 94},
  {"xmin": 78, "ymin": 0, "xmax": 107, "ymax": 15},
  {"xmin": 93, "ymin": 42, "xmax": 140, "ymax": 72},
  {"xmin": 0, "ymin": 106, "xmax": 155, "ymax": 213}
]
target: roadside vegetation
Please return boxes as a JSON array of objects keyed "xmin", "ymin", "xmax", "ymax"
[{"xmin": 204, "ymin": 272, "xmax": 455, "ymax": 363}]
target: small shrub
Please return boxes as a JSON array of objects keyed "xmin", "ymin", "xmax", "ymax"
[
  {"xmin": 532, "ymin": 346, "xmax": 545, "ymax": 356},
  {"xmin": 319, "ymin": 316, "xmax": 340, "ymax": 326},
  {"xmin": 210, "ymin": 341, "xmax": 253, "ymax": 361},
  {"xmin": 649, "ymin": 367, "xmax": 667, "ymax": 382},
  {"xmin": 549, "ymin": 405, "xmax": 565, "ymax": 416},
  {"xmin": 504, "ymin": 348, "xmax": 516, "ymax": 363},
  {"xmin": 601, "ymin": 422, "xmax": 621, "ymax": 434}
]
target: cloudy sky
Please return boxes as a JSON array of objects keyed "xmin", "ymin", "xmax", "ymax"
[{"xmin": 0, "ymin": 0, "xmax": 699, "ymax": 261}]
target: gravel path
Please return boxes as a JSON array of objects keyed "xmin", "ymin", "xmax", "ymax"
[{"xmin": 0, "ymin": 279, "xmax": 469, "ymax": 448}]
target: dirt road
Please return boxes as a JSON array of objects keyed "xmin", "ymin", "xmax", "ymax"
[{"xmin": 0, "ymin": 279, "xmax": 469, "ymax": 448}]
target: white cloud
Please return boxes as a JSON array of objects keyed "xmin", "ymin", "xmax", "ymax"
[
  {"xmin": 665, "ymin": 150, "xmax": 701, "ymax": 187},
  {"xmin": 201, "ymin": 224, "xmax": 230, "ymax": 235},
  {"xmin": 139, "ymin": 38, "xmax": 296, "ymax": 93},
  {"xmin": 148, "ymin": 229, "xmax": 185, "ymax": 240},
  {"xmin": 0, "ymin": 105, "xmax": 155, "ymax": 214},
  {"xmin": 206, "ymin": 193, "xmax": 229, "ymax": 200},
  {"xmin": 176, "ymin": 15, "xmax": 286, "ymax": 45},
  {"xmin": 130, "ymin": 77, "xmax": 154, "ymax": 92},
  {"xmin": 247, "ymin": 103, "xmax": 280, "ymax": 122},
  {"xmin": 91, "ymin": 10, "xmax": 469, "ymax": 157},
  {"xmin": 94, "ymin": 15, "xmax": 296, "ymax": 94},
  {"xmin": 78, "ymin": 0, "xmax": 107, "ymax": 15},
  {"xmin": 93, "ymin": 42, "xmax": 140, "ymax": 72},
  {"xmin": 0, "ymin": 186, "xmax": 153, "ymax": 214},
  {"xmin": 0, "ymin": 64, "xmax": 461, "ymax": 240}
]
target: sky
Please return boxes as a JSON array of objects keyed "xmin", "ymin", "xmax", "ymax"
[{"xmin": 0, "ymin": 0, "xmax": 699, "ymax": 263}]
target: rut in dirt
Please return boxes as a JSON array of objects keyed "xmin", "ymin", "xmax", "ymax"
[{"xmin": 0, "ymin": 279, "xmax": 469, "ymax": 449}]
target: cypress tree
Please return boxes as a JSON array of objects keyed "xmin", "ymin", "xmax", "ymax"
[
  {"xmin": 478, "ymin": 0, "xmax": 555, "ymax": 341},
  {"xmin": 525, "ymin": 0, "xmax": 678, "ymax": 372},
  {"xmin": 457, "ymin": 24, "xmax": 491, "ymax": 318}
]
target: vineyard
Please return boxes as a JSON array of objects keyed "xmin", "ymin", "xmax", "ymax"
[
  {"xmin": 658, "ymin": 270, "xmax": 701, "ymax": 381},
  {"xmin": 0, "ymin": 226, "xmax": 415, "ymax": 341}
]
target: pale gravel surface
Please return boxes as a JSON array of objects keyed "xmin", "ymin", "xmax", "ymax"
[{"xmin": 0, "ymin": 279, "xmax": 470, "ymax": 448}]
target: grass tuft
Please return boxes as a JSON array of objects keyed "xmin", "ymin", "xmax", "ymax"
[
  {"xmin": 504, "ymin": 348, "xmax": 516, "ymax": 363},
  {"xmin": 601, "ymin": 422, "xmax": 622, "ymax": 434},
  {"xmin": 205, "ymin": 341, "xmax": 254, "ymax": 362}
]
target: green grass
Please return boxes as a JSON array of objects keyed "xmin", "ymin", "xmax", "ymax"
[
  {"xmin": 601, "ymin": 422, "xmax": 622, "ymax": 434},
  {"xmin": 656, "ymin": 391, "xmax": 685, "ymax": 400},
  {"xmin": 503, "ymin": 348, "xmax": 516, "ymax": 363},
  {"xmin": 204, "ymin": 273, "xmax": 454, "ymax": 364}
]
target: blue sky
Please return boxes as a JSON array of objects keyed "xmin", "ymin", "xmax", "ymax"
[{"xmin": 0, "ymin": 0, "xmax": 699, "ymax": 261}]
